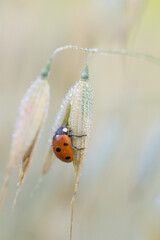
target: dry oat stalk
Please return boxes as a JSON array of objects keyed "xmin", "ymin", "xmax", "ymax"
[
  {"xmin": 0, "ymin": 76, "xmax": 50, "ymax": 212},
  {"xmin": 41, "ymin": 64, "xmax": 92, "ymax": 240},
  {"xmin": 68, "ymin": 65, "xmax": 93, "ymax": 240}
]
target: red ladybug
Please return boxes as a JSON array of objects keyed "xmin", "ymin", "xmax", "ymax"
[{"xmin": 52, "ymin": 126, "xmax": 86, "ymax": 163}]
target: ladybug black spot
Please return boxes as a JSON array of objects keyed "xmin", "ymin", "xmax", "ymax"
[
  {"xmin": 64, "ymin": 143, "xmax": 69, "ymax": 146},
  {"xmin": 66, "ymin": 156, "xmax": 71, "ymax": 160},
  {"xmin": 56, "ymin": 147, "xmax": 61, "ymax": 152}
]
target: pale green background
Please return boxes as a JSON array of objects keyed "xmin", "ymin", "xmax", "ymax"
[{"xmin": 0, "ymin": 0, "xmax": 160, "ymax": 239}]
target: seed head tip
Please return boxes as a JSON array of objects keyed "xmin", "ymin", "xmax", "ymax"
[{"xmin": 81, "ymin": 65, "xmax": 89, "ymax": 81}]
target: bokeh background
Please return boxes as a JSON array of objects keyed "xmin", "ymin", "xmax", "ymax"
[{"xmin": 1, "ymin": 0, "xmax": 160, "ymax": 239}]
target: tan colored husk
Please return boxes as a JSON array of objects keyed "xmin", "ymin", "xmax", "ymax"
[
  {"xmin": 68, "ymin": 79, "xmax": 93, "ymax": 190},
  {"xmin": 0, "ymin": 78, "xmax": 49, "ymax": 212},
  {"xmin": 68, "ymin": 76, "xmax": 93, "ymax": 240},
  {"xmin": 17, "ymin": 79, "xmax": 49, "ymax": 186},
  {"xmin": 42, "ymin": 81, "xmax": 79, "ymax": 174}
]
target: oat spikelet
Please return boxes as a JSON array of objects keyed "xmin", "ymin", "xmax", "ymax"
[
  {"xmin": 0, "ymin": 78, "xmax": 50, "ymax": 212},
  {"xmin": 68, "ymin": 65, "xmax": 93, "ymax": 240},
  {"xmin": 41, "ymin": 64, "xmax": 92, "ymax": 240},
  {"xmin": 42, "ymin": 81, "xmax": 79, "ymax": 174},
  {"xmin": 69, "ymin": 66, "xmax": 92, "ymax": 188}
]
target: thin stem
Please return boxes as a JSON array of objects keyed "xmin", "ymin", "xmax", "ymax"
[
  {"xmin": 49, "ymin": 45, "xmax": 160, "ymax": 65},
  {"xmin": 70, "ymin": 173, "xmax": 79, "ymax": 240},
  {"xmin": 41, "ymin": 45, "xmax": 160, "ymax": 79}
]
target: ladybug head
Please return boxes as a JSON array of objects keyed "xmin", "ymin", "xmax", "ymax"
[{"xmin": 55, "ymin": 126, "xmax": 69, "ymax": 136}]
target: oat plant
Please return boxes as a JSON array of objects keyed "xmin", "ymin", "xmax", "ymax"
[
  {"xmin": 0, "ymin": 67, "xmax": 50, "ymax": 211},
  {"xmin": 1, "ymin": 45, "xmax": 160, "ymax": 240}
]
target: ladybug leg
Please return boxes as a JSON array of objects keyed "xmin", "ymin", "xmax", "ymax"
[
  {"xmin": 69, "ymin": 134, "xmax": 87, "ymax": 138},
  {"xmin": 72, "ymin": 145, "xmax": 85, "ymax": 150}
]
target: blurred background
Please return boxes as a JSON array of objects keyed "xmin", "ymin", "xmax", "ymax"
[{"xmin": 1, "ymin": 0, "xmax": 160, "ymax": 239}]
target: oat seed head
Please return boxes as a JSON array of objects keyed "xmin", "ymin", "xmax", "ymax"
[
  {"xmin": 12, "ymin": 79, "xmax": 49, "ymax": 169},
  {"xmin": 43, "ymin": 65, "xmax": 92, "ymax": 177},
  {"xmin": 0, "ymin": 77, "xmax": 50, "ymax": 212},
  {"xmin": 68, "ymin": 65, "xmax": 93, "ymax": 185},
  {"xmin": 51, "ymin": 81, "xmax": 79, "ymax": 136},
  {"xmin": 69, "ymin": 65, "xmax": 93, "ymax": 240},
  {"xmin": 42, "ymin": 80, "xmax": 79, "ymax": 174}
]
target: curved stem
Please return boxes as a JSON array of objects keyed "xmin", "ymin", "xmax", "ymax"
[
  {"xmin": 40, "ymin": 45, "xmax": 160, "ymax": 78},
  {"xmin": 51, "ymin": 45, "xmax": 160, "ymax": 64}
]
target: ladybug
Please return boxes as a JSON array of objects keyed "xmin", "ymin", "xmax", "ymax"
[{"xmin": 52, "ymin": 126, "xmax": 86, "ymax": 163}]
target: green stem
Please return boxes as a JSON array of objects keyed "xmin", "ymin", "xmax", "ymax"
[
  {"xmin": 40, "ymin": 45, "xmax": 160, "ymax": 79},
  {"xmin": 81, "ymin": 65, "xmax": 89, "ymax": 81},
  {"xmin": 49, "ymin": 45, "xmax": 160, "ymax": 65},
  {"xmin": 40, "ymin": 60, "xmax": 51, "ymax": 79}
]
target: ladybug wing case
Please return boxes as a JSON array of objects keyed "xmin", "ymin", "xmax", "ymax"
[{"xmin": 52, "ymin": 135, "xmax": 73, "ymax": 162}]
